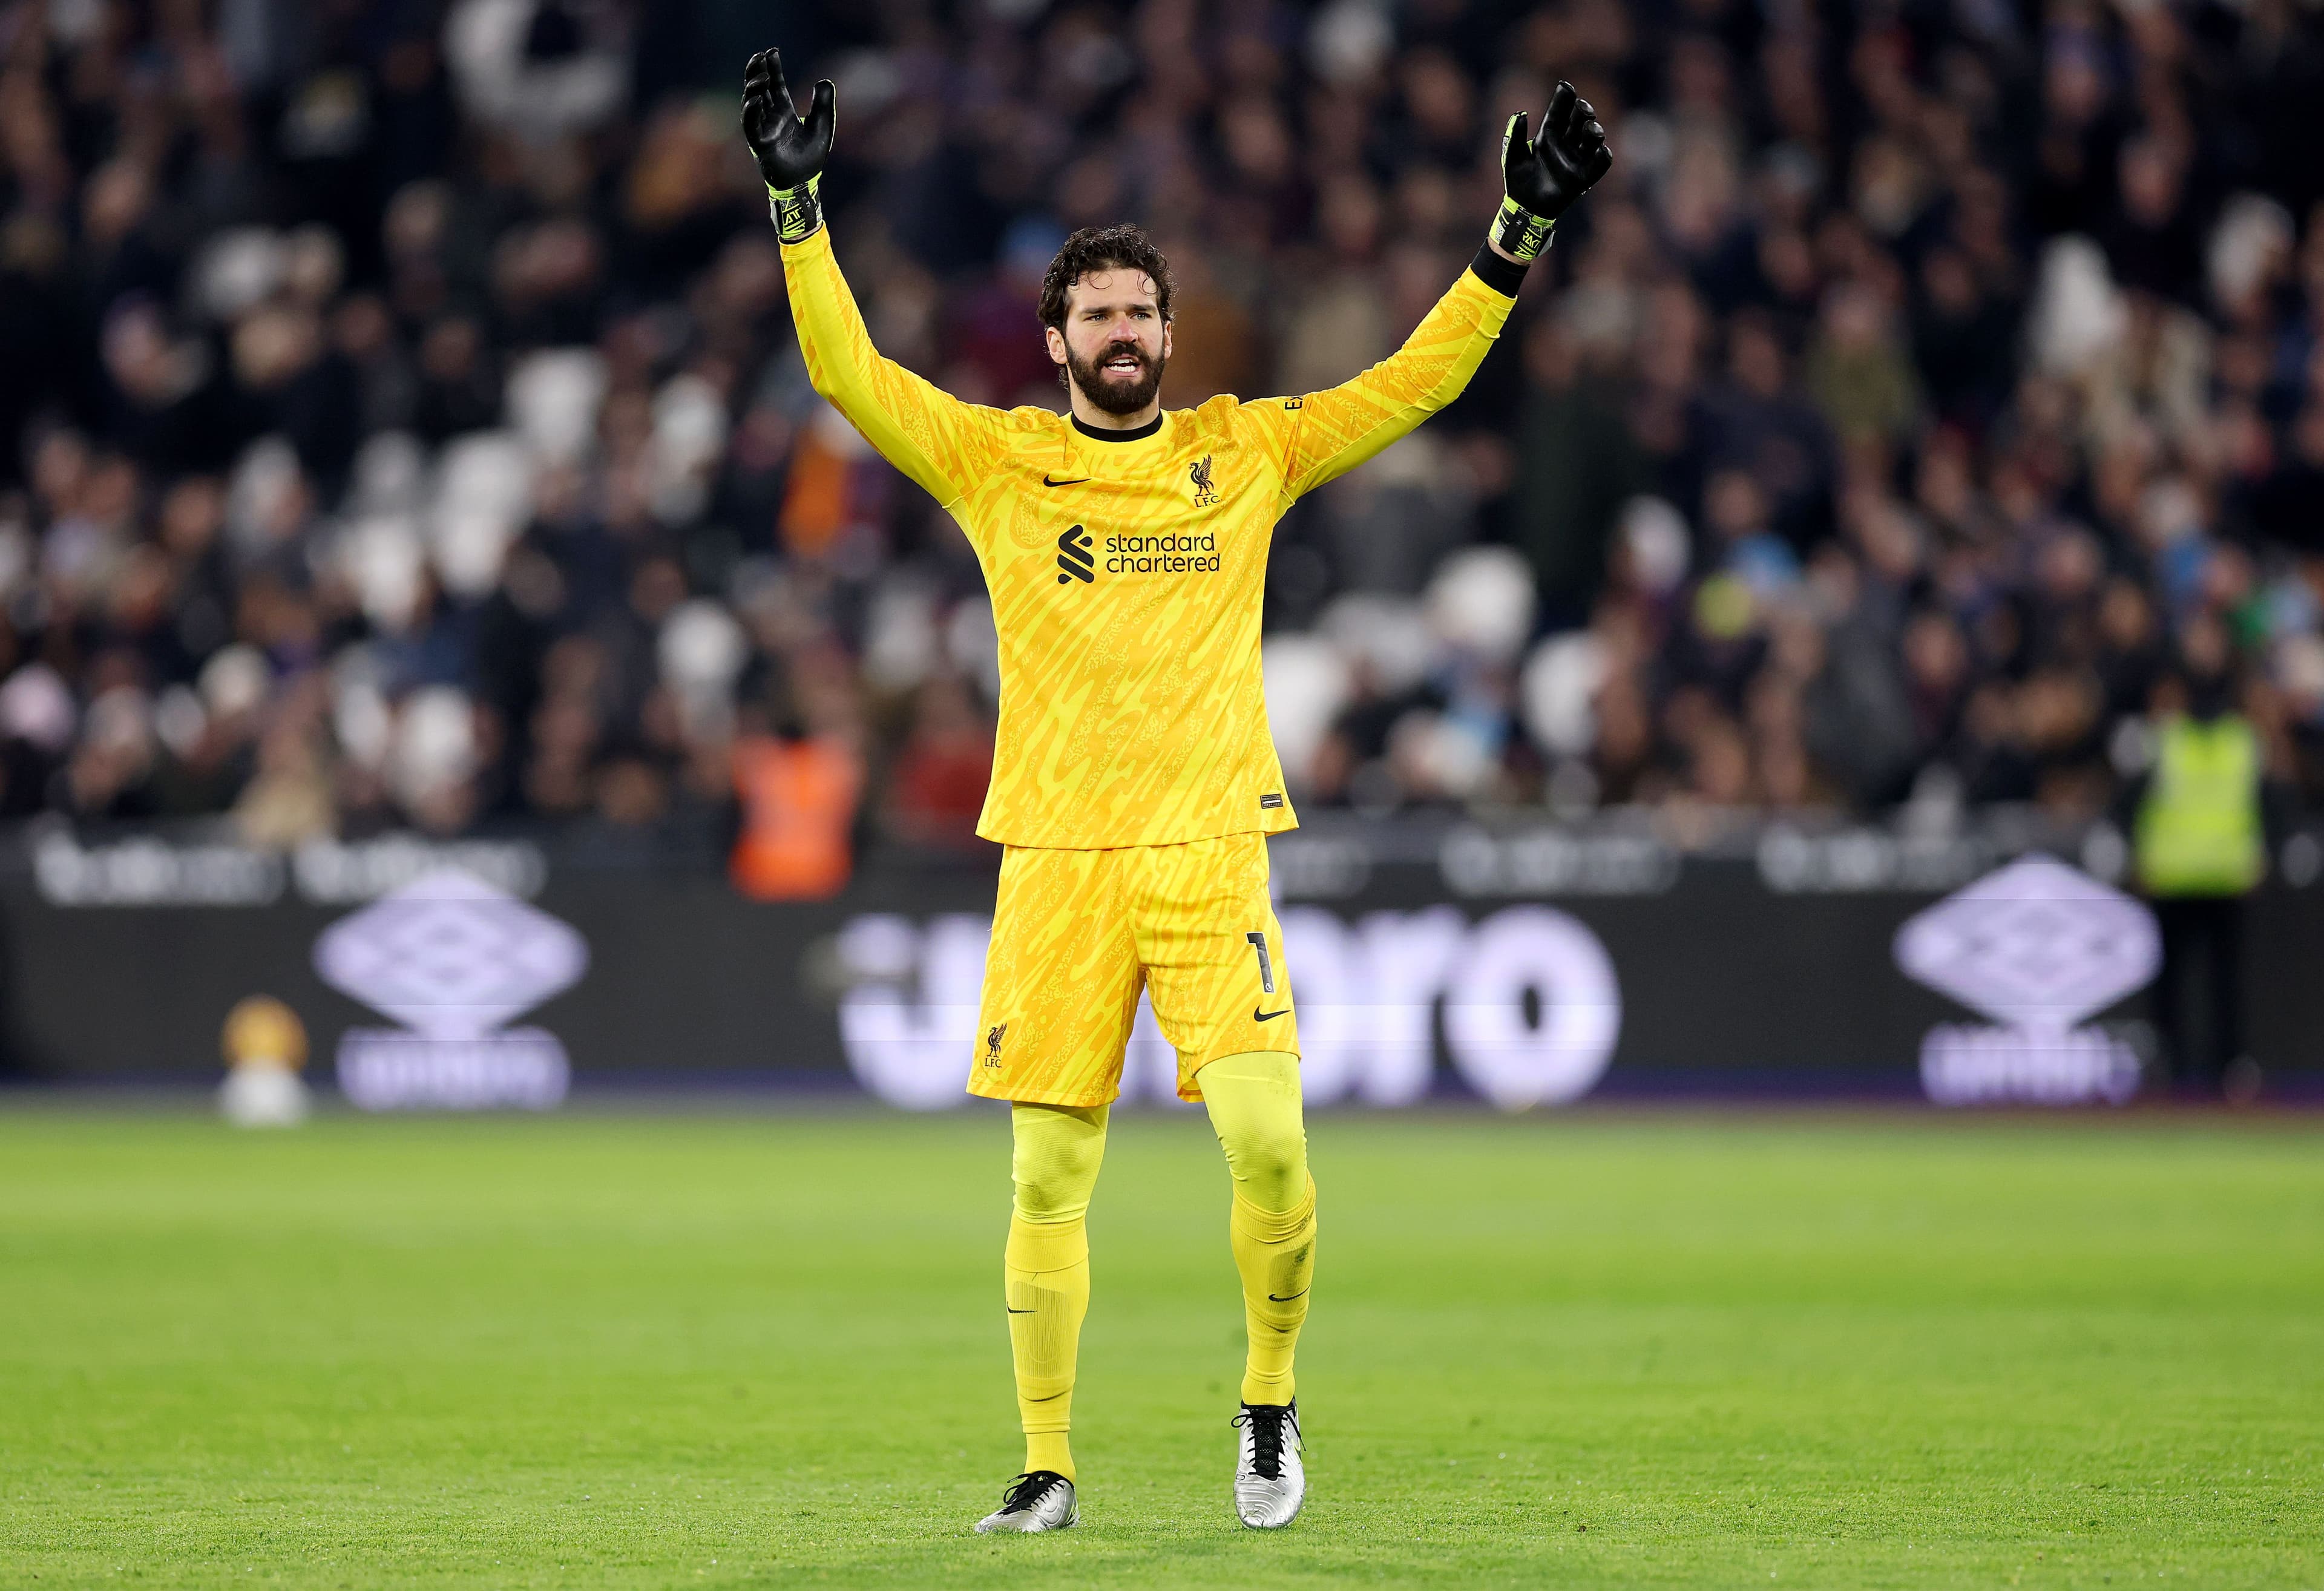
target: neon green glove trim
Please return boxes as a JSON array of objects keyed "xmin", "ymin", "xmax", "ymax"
[
  {"xmin": 1489, "ymin": 197, "xmax": 1556, "ymax": 263},
  {"xmin": 767, "ymin": 174, "xmax": 822, "ymax": 245}
]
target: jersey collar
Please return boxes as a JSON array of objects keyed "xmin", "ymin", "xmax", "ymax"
[{"xmin": 1071, "ymin": 411, "xmax": 1164, "ymax": 443}]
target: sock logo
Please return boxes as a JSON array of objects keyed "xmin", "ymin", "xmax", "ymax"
[
  {"xmin": 985, "ymin": 1022, "xmax": 1007, "ymax": 1066},
  {"xmin": 1189, "ymin": 454, "xmax": 1219, "ymax": 506},
  {"xmin": 1055, "ymin": 526, "xmax": 1094, "ymax": 584}
]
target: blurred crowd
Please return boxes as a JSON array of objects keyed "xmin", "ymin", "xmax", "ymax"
[{"xmin": 4, "ymin": 0, "xmax": 2324, "ymax": 881}]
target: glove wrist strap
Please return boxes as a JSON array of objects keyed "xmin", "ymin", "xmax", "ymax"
[
  {"xmin": 1489, "ymin": 197, "xmax": 1556, "ymax": 263},
  {"xmin": 767, "ymin": 175, "xmax": 823, "ymax": 245}
]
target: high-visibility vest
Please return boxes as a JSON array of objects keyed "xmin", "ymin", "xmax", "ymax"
[
  {"xmin": 729, "ymin": 735, "xmax": 862, "ymax": 900},
  {"xmin": 2135, "ymin": 714, "xmax": 2263, "ymax": 897}
]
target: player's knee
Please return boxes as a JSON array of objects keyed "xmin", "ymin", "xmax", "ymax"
[
  {"xmin": 1012, "ymin": 1108, "xmax": 1107, "ymax": 1222},
  {"xmin": 1224, "ymin": 1120, "xmax": 1308, "ymax": 1212},
  {"xmin": 1015, "ymin": 1157, "xmax": 1099, "ymax": 1222}
]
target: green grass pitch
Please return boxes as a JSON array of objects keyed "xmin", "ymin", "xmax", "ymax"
[{"xmin": 2, "ymin": 1107, "xmax": 2318, "ymax": 1589}]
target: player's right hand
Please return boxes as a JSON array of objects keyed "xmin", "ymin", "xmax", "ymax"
[
  {"xmin": 1491, "ymin": 80, "xmax": 1612, "ymax": 262},
  {"xmin": 741, "ymin": 48, "xmax": 835, "ymax": 195}
]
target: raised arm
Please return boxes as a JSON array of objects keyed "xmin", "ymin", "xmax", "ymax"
[
  {"xmin": 1259, "ymin": 261, "xmax": 1521, "ymax": 503},
  {"xmin": 741, "ymin": 49, "xmax": 999, "ymax": 510},
  {"xmin": 1255, "ymin": 80, "xmax": 1613, "ymax": 504}
]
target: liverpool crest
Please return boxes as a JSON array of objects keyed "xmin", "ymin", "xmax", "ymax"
[{"xmin": 1189, "ymin": 454, "xmax": 1219, "ymax": 507}]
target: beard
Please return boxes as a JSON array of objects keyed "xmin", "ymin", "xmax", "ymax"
[{"xmin": 1065, "ymin": 341, "xmax": 1166, "ymax": 416}]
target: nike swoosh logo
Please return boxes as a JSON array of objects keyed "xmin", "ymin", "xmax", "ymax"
[
  {"xmin": 1006, "ymin": 1307, "xmax": 1036, "ymax": 1314},
  {"xmin": 1268, "ymin": 1288, "xmax": 1308, "ymax": 1302},
  {"xmin": 1253, "ymin": 1008, "xmax": 1288, "ymax": 1022},
  {"xmin": 1042, "ymin": 474, "xmax": 1091, "ymax": 487}
]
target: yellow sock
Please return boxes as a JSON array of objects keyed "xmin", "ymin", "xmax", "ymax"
[
  {"xmin": 1005, "ymin": 1102, "xmax": 1106, "ymax": 1483},
  {"xmin": 1231, "ymin": 1176, "xmax": 1316, "ymax": 1404},
  {"xmin": 1200, "ymin": 1051, "xmax": 1316, "ymax": 1407},
  {"xmin": 1005, "ymin": 1213, "xmax": 1088, "ymax": 1481}
]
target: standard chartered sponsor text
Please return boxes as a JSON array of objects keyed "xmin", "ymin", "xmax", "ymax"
[{"xmin": 1105, "ymin": 531, "xmax": 1221, "ymax": 574}]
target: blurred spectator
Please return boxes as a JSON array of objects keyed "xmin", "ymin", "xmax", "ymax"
[
  {"xmin": 730, "ymin": 722, "xmax": 862, "ymax": 900},
  {"xmin": 2121, "ymin": 621, "xmax": 2290, "ymax": 1098},
  {"xmin": 1512, "ymin": 318, "xmax": 1640, "ymax": 629},
  {"xmin": 884, "ymin": 674, "xmax": 994, "ymax": 850}
]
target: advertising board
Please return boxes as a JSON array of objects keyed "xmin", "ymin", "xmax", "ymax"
[{"xmin": 4, "ymin": 824, "xmax": 2317, "ymax": 1103}]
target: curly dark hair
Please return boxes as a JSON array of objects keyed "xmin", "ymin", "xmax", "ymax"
[{"xmin": 1037, "ymin": 225, "xmax": 1175, "ymax": 331}]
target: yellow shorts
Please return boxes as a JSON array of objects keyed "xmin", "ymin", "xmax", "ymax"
[{"xmin": 967, "ymin": 832, "xmax": 1300, "ymax": 1107}]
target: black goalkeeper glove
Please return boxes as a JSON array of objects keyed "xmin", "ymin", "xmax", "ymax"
[
  {"xmin": 741, "ymin": 48, "xmax": 835, "ymax": 244},
  {"xmin": 1491, "ymin": 81, "xmax": 1613, "ymax": 263}
]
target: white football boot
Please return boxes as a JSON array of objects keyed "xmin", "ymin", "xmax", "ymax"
[
  {"xmin": 974, "ymin": 1470, "xmax": 1078, "ymax": 1534},
  {"xmin": 1232, "ymin": 1400, "xmax": 1305, "ymax": 1528}
]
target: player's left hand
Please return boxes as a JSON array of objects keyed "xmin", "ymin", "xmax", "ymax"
[
  {"xmin": 1492, "ymin": 81, "xmax": 1613, "ymax": 261},
  {"xmin": 741, "ymin": 48, "xmax": 835, "ymax": 195},
  {"xmin": 741, "ymin": 47, "xmax": 836, "ymax": 244}
]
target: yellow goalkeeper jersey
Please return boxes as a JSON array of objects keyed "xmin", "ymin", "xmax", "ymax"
[{"xmin": 780, "ymin": 226, "xmax": 1519, "ymax": 849}]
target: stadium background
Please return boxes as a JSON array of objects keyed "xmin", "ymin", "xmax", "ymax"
[
  {"xmin": 2, "ymin": 0, "xmax": 2324, "ymax": 1103},
  {"xmin": 5, "ymin": 4, "xmax": 2322, "ymax": 1587}
]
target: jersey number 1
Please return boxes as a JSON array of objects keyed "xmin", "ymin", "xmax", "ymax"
[{"xmin": 1244, "ymin": 931, "xmax": 1276, "ymax": 995}]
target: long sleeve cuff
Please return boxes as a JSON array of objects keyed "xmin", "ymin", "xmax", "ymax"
[{"xmin": 1468, "ymin": 243, "xmax": 1529, "ymax": 298}]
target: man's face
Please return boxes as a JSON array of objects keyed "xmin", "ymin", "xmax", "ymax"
[{"xmin": 1047, "ymin": 267, "xmax": 1171, "ymax": 416}]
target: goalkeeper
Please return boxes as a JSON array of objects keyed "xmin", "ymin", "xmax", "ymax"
[{"xmin": 741, "ymin": 48, "xmax": 1610, "ymax": 1534}]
